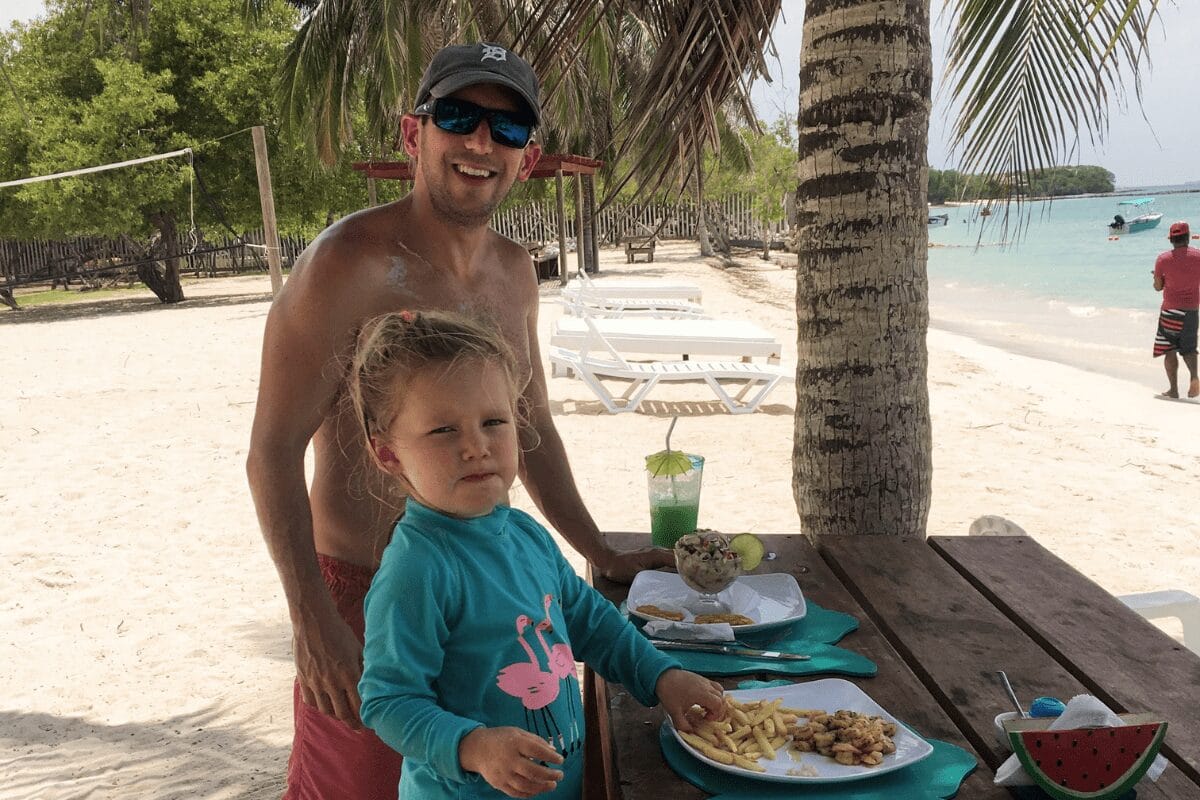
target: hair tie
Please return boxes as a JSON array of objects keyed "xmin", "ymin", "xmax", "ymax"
[{"xmin": 398, "ymin": 310, "xmax": 415, "ymax": 324}]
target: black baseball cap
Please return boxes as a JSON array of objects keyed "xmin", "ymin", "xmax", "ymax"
[{"xmin": 416, "ymin": 42, "xmax": 541, "ymax": 124}]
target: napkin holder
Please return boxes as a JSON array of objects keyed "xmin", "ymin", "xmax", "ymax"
[{"xmin": 1000, "ymin": 712, "xmax": 1168, "ymax": 800}]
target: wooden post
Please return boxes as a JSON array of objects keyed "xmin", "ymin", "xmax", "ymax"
[
  {"xmin": 573, "ymin": 172, "xmax": 586, "ymax": 277},
  {"xmin": 251, "ymin": 125, "xmax": 284, "ymax": 295},
  {"xmin": 586, "ymin": 176, "xmax": 600, "ymax": 275},
  {"xmin": 696, "ymin": 156, "xmax": 713, "ymax": 257},
  {"xmin": 367, "ymin": 175, "xmax": 378, "ymax": 206},
  {"xmin": 555, "ymin": 169, "xmax": 568, "ymax": 286}
]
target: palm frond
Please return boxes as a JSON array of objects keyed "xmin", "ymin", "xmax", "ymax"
[
  {"xmin": 265, "ymin": 0, "xmax": 779, "ymax": 203},
  {"xmin": 945, "ymin": 0, "xmax": 1160, "ymax": 189}
]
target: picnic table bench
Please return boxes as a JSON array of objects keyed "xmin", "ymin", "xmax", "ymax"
[{"xmin": 585, "ymin": 534, "xmax": 1200, "ymax": 799}]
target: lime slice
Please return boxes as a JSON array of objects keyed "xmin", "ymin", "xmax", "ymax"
[
  {"xmin": 645, "ymin": 449, "xmax": 694, "ymax": 477},
  {"xmin": 728, "ymin": 533, "xmax": 765, "ymax": 571}
]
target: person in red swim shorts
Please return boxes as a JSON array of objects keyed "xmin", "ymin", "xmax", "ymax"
[{"xmin": 1152, "ymin": 220, "xmax": 1200, "ymax": 399}]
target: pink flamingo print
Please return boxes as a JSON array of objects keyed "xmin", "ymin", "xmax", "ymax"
[
  {"xmin": 538, "ymin": 595, "xmax": 576, "ymax": 679},
  {"xmin": 496, "ymin": 614, "xmax": 564, "ymax": 745},
  {"xmin": 536, "ymin": 595, "xmax": 581, "ymax": 753}
]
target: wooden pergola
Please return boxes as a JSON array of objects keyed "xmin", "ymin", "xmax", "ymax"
[{"xmin": 352, "ymin": 153, "xmax": 603, "ymax": 285}]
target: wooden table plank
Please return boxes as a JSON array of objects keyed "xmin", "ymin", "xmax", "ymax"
[
  {"xmin": 820, "ymin": 536, "xmax": 1196, "ymax": 799},
  {"xmin": 593, "ymin": 533, "xmax": 1007, "ymax": 799},
  {"xmin": 930, "ymin": 534, "xmax": 1200, "ymax": 785}
]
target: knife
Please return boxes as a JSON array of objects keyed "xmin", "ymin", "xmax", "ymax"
[{"xmin": 650, "ymin": 640, "xmax": 810, "ymax": 661}]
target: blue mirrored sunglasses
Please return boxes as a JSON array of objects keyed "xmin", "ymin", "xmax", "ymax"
[{"xmin": 413, "ymin": 97, "xmax": 536, "ymax": 149}]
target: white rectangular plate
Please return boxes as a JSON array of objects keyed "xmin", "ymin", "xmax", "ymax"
[
  {"xmin": 628, "ymin": 571, "xmax": 805, "ymax": 632},
  {"xmin": 668, "ymin": 679, "xmax": 934, "ymax": 783}
]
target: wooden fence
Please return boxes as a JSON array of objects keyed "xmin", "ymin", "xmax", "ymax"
[
  {"xmin": 0, "ymin": 228, "xmax": 309, "ymax": 290},
  {"xmin": 1, "ymin": 193, "xmax": 787, "ymax": 291},
  {"xmin": 492, "ymin": 193, "xmax": 789, "ymax": 246}
]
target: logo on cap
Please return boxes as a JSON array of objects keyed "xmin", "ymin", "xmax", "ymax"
[{"xmin": 481, "ymin": 45, "xmax": 508, "ymax": 62}]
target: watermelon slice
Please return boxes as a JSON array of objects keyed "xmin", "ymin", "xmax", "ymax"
[{"xmin": 1006, "ymin": 715, "xmax": 1167, "ymax": 800}]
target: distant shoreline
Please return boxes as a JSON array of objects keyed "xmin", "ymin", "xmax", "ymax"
[{"xmin": 933, "ymin": 186, "xmax": 1200, "ymax": 207}]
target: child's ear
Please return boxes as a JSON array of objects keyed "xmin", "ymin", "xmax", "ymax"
[{"xmin": 371, "ymin": 437, "xmax": 398, "ymax": 466}]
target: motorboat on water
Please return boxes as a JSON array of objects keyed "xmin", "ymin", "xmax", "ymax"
[
  {"xmin": 928, "ymin": 212, "xmax": 950, "ymax": 226},
  {"xmin": 1106, "ymin": 197, "xmax": 1163, "ymax": 235}
]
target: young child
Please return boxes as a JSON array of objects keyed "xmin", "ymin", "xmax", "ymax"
[{"xmin": 349, "ymin": 310, "xmax": 724, "ymax": 799}]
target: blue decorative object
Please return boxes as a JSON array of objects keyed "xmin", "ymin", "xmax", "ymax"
[{"xmin": 1029, "ymin": 696, "xmax": 1066, "ymax": 718}]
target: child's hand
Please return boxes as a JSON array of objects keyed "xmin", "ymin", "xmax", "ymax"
[
  {"xmin": 655, "ymin": 668, "xmax": 726, "ymax": 733},
  {"xmin": 459, "ymin": 726, "xmax": 564, "ymax": 798}
]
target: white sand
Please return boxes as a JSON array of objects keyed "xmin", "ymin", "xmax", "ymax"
[{"xmin": 2, "ymin": 240, "xmax": 1196, "ymax": 798}]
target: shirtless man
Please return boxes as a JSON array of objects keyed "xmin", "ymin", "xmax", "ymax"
[
  {"xmin": 1152, "ymin": 220, "xmax": 1200, "ymax": 399},
  {"xmin": 246, "ymin": 43, "xmax": 670, "ymax": 799}
]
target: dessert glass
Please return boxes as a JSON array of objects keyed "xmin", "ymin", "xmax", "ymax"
[{"xmin": 673, "ymin": 532, "xmax": 742, "ymax": 614}]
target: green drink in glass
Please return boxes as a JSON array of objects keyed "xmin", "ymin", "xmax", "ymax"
[{"xmin": 646, "ymin": 453, "xmax": 704, "ymax": 548}]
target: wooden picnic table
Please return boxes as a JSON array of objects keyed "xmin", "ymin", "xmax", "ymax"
[{"xmin": 585, "ymin": 534, "xmax": 1200, "ymax": 799}]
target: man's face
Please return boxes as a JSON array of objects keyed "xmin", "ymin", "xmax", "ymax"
[{"xmin": 401, "ymin": 83, "xmax": 541, "ymax": 229}]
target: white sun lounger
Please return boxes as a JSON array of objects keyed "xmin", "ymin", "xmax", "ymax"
[
  {"xmin": 558, "ymin": 292, "xmax": 708, "ymax": 320},
  {"xmin": 550, "ymin": 317, "xmax": 781, "ymax": 368},
  {"xmin": 565, "ymin": 269, "xmax": 702, "ymax": 303},
  {"xmin": 549, "ymin": 317, "xmax": 788, "ymax": 414}
]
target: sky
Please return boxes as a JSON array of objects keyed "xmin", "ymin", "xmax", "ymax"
[
  {"xmin": 752, "ymin": 1, "xmax": 1200, "ymax": 189},
  {"xmin": 4, "ymin": 0, "xmax": 1197, "ymax": 188}
]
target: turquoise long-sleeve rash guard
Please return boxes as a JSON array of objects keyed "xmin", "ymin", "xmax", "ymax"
[{"xmin": 359, "ymin": 501, "xmax": 680, "ymax": 799}]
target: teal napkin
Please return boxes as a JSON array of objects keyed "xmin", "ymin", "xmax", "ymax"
[
  {"xmin": 624, "ymin": 600, "xmax": 877, "ymax": 677},
  {"xmin": 659, "ymin": 721, "xmax": 977, "ymax": 799}
]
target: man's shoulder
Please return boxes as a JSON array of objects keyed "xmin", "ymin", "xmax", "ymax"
[
  {"xmin": 275, "ymin": 204, "xmax": 402, "ymax": 310},
  {"xmin": 489, "ymin": 229, "xmax": 535, "ymax": 265},
  {"xmin": 302, "ymin": 205, "xmax": 397, "ymax": 267}
]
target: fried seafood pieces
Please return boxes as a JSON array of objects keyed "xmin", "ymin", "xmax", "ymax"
[{"xmin": 789, "ymin": 708, "xmax": 898, "ymax": 766}]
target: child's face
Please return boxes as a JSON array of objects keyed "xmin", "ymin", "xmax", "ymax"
[{"xmin": 377, "ymin": 359, "xmax": 519, "ymax": 518}]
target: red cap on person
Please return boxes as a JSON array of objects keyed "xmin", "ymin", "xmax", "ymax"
[{"xmin": 1169, "ymin": 221, "xmax": 1190, "ymax": 238}]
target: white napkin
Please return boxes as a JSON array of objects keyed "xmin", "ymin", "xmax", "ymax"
[
  {"xmin": 642, "ymin": 620, "xmax": 736, "ymax": 642},
  {"xmin": 994, "ymin": 694, "xmax": 1169, "ymax": 786}
]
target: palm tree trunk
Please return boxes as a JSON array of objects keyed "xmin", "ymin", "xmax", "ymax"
[{"xmin": 792, "ymin": 0, "xmax": 932, "ymax": 538}]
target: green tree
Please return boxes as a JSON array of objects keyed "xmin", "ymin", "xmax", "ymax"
[
  {"xmin": 707, "ymin": 118, "xmax": 797, "ymax": 258},
  {"xmin": 0, "ymin": 0, "xmax": 374, "ymax": 302}
]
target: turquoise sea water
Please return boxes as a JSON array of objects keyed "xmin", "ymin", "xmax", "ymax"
[
  {"xmin": 928, "ymin": 192, "xmax": 1200, "ymax": 309},
  {"xmin": 924, "ymin": 191, "xmax": 1200, "ymax": 385}
]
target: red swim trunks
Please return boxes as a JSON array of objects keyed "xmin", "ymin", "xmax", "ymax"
[{"xmin": 283, "ymin": 554, "xmax": 402, "ymax": 800}]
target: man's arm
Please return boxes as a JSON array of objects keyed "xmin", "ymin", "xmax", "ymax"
[
  {"xmin": 515, "ymin": 289, "xmax": 672, "ymax": 582},
  {"xmin": 245, "ymin": 246, "xmax": 366, "ymax": 727}
]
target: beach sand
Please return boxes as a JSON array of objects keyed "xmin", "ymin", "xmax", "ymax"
[{"xmin": 3, "ymin": 240, "xmax": 1196, "ymax": 798}]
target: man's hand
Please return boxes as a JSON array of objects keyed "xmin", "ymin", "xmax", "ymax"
[
  {"xmin": 294, "ymin": 611, "xmax": 366, "ymax": 729},
  {"xmin": 595, "ymin": 546, "xmax": 674, "ymax": 583},
  {"xmin": 459, "ymin": 726, "xmax": 564, "ymax": 798}
]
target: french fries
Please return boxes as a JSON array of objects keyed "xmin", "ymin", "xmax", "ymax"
[{"xmin": 680, "ymin": 697, "xmax": 897, "ymax": 773}]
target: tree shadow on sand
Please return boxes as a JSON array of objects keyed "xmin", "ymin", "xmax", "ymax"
[
  {"xmin": 1, "ymin": 705, "xmax": 288, "ymax": 800},
  {"xmin": 0, "ymin": 292, "xmax": 272, "ymax": 327}
]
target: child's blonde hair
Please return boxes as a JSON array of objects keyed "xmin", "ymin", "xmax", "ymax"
[{"xmin": 347, "ymin": 310, "xmax": 522, "ymax": 468}]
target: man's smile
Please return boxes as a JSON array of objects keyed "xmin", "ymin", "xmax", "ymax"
[{"xmin": 453, "ymin": 163, "xmax": 498, "ymax": 179}]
